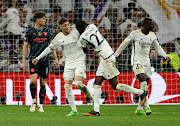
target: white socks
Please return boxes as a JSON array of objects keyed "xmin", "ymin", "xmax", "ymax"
[
  {"xmin": 145, "ymin": 95, "xmax": 149, "ymax": 109},
  {"xmin": 75, "ymin": 81, "xmax": 94, "ymax": 102},
  {"xmin": 137, "ymin": 81, "xmax": 149, "ymax": 110},
  {"xmin": 93, "ymin": 85, "xmax": 101, "ymax": 112},
  {"xmin": 64, "ymin": 84, "xmax": 77, "ymax": 112},
  {"xmin": 39, "ymin": 104, "xmax": 43, "ymax": 108},
  {"xmin": 116, "ymin": 83, "xmax": 144, "ymax": 95},
  {"xmin": 32, "ymin": 98, "xmax": 36, "ymax": 104}
]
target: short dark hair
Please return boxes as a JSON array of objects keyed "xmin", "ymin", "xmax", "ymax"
[
  {"xmin": 58, "ymin": 18, "xmax": 69, "ymax": 25},
  {"xmin": 33, "ymin": 11, "xmax": 46, "ymax": 22},
  {"xmin": 75, "ymin": 20, "xmax": 87, "ymax": 28},
  {"xmin": 142, "ymin": 18, "xmax": 152, "ymax": 26}
]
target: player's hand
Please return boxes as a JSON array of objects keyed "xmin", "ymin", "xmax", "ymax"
[
  {"xmin": 32, "ymin": 58, "xmax": 39, "ymax": 65},
  {"xmin": 55, "ymin": 59, "xmax": 59, "ymax": 69},
  {"xmin": 22, "ymin": 61, "xmax": 27, "ymax": 71},
  {"xmin": 166, "ymin": 56, "xmax": 171, "ymax": 63}
]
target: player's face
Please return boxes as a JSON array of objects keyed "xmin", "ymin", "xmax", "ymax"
[
  {"xmin": 37, "ymin": 16, "xmax": 46, "ymax": 26},
  {"xmin": 60, "ymin": 21, "xmax": 71, "ymax": 34}
]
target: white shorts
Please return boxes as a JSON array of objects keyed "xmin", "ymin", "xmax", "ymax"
[
  {"xmin": 63, "ymin": 63, "xmax": 86, "ymax": 80},
  {"xmin": 96, "ymin": 55, "xmax": 120, "ymax": 80},
  {"xmin": 133, "ymin": 64, "xmax": 152, "ymax": 78}
]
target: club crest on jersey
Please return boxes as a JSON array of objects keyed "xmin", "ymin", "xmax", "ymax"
[
  {"xmin": 38, "ymin": 32, "xmax": 42, "ymax": 36},
  {"xmin": 43, "ymin": 32, "xmax": 47, "ymax": 36},
  {"xmin": 73, "ymin": 36, "xmax": 76, "ymax": 39},
  {"xmin": 150, "ymin": 38, "xmax": 152, "ymax": 41}
]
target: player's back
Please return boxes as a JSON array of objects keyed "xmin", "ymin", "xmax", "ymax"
[
  {"xmin": 79, "ymin": 24, "xmax": 114, "ymax": 59},
  {"xmin": 25, "ymin": 27, "xmax": 52, "ymax": 62},
  {"xmin": 130, "ymin": 29, "xmax": 157, "ymax": 65}
]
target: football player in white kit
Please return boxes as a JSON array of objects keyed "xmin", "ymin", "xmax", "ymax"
[
  {"xmin": 75, "ymin": 20, "xmax": 148, "ymax": 116},
  {"xmin": 114, "ymin": 18, "xmax": 171, "ymax": 115},
  {"xmin": 32, "ymin": 18, "xmax": 93, "ymax": 116}
]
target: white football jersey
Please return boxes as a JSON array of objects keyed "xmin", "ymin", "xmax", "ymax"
[
  {"xmin": 79, "ymin": 24, "xmax": 114, "ymax": 59},
  {"xmin": 115, "ymin": 29, "xmax": 167, "ymax": 66},
  {"xmin": 49, "ymin": 29, "xmax": 85, "ymax": 64}
]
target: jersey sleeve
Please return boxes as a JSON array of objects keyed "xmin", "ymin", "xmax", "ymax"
[
  {"xmin": 114, "ymin": 31, "xmax": 134, "ymax": 57},
  {"xmin": 24, "ymin": 30, "xmax": 31, "ymax": 42},
  {"xmin": 49, "ymin": 33, "xmax": 62, "ymax": 50},
  {"xmin": 152, "ymin": 39, "xmax": 168, "ymax": 58}
]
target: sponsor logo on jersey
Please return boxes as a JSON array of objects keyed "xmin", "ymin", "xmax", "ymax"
[
  {"xmin": 33, "ymin": 33, "xmax": 36, "ymax": 35},
  {"xmin": 73, "ymin": 36, "xmax": 76, "ymax": 39}
]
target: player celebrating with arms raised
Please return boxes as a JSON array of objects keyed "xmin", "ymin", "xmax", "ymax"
[
  {"xmin": 22, "ymin": 11, "xmax": 59, "ymax": 112},
  {"xmin": 32, "ymin": 18, "xmax": 94, "ymax": 116},
  {"xmin": 75, "ymin": 20, "xmax": 148, "ymax": 116},
  {"xmin": 114, "ymin": 18, "xmax": 171, "ymax": 115}
]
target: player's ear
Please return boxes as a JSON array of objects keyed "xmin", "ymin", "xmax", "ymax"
[
  {"xmin": 59, "ymin": 25, "xmax": 62, "ymax": 30},
  {"xmin": 59, "ymin": 25, "xmax": 61, "ymax": 30}
]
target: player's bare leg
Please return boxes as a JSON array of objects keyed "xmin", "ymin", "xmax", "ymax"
[
  {"xmin": 84, "ymin": 76, "xmax": 103, "ymax": 116},
  {"xmin": 65, "ymin": 80, "xmax": 78, "ymax": 116},
  {"xmin": 29, "ymin": 74, "xmax": 38, "ymax": 112},
  {"xmin": 75, "ymin": 76, "xmax": 94, "ymax": 103},
  {"xmin": 38, "ymin": 77, "xmax": 46, "ymax": 112}
]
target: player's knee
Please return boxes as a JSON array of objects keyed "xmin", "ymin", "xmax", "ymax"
[
  {"xmin": 75, "ymin": 81, "xmax": 83, "ymax": 88},
  {"xmin": 30, "ymin": 80, "xmax": 37, "ymax": 84},
  {"xmin": 64, "ymin": 84, "xmax": 72, "ymax": 88},
  {"xmin": 40, "ymin": 83, "xmax": 45, "ymax": 86},
  {"xmin": 40, "ymin": 81, "xmax": 46, "ymax": 86},
  {"xmin": 40, "ymin": 79, "xmax": 46, "ymax": 86}
]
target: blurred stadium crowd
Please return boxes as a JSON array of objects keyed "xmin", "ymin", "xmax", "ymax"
[{"xmin": 0, "ymin": 0, "xmax": 180, "ymax": 73}]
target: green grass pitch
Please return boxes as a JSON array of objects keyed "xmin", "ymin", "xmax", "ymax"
[{"xmin": 0, "ymin": 105, "xmax": 180, "ymax": 126}]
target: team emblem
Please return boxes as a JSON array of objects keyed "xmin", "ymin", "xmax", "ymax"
[
  {"xmin": 38, "ymin": 32, "xmax": 42, "ymax": 36},
  {"xmin": 73, "ymin": 36, "xmax": 76, "ymax": 39},
  {"xmin": 43, "ymin": 32, "xmax": 47, "ymax": 36}
]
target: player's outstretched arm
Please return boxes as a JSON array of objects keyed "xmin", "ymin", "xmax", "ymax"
[
  {"xmin": 114, "ymin": 35, "xmax": 133, "ymax": 57},
  {"xmin": 153, "ymin": 39, "xmax": 171, "ymax": 62},
  {"xmin": 35, "ymin": 46, "xmax": 53, "ymax": 61},
  {"xmin": 35, "ymin": 35, "xmax": 61, "ymax": 62}
]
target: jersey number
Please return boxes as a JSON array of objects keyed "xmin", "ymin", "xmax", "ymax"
[{"xmin": 90, "ymin": 30, "xmax": 104, "ymax": 46}]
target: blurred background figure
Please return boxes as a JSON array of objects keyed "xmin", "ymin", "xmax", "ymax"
[
  {"xmin": 46, "ymin": 6, "xmax": 61, "ymax": 34},
  {"xmin": 0, "ymin": 50, "xmax": 22, "ymax": 72},
  {"xmin": 0, "ymin": 0, "xmax": 25, "ymax": 35}
]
